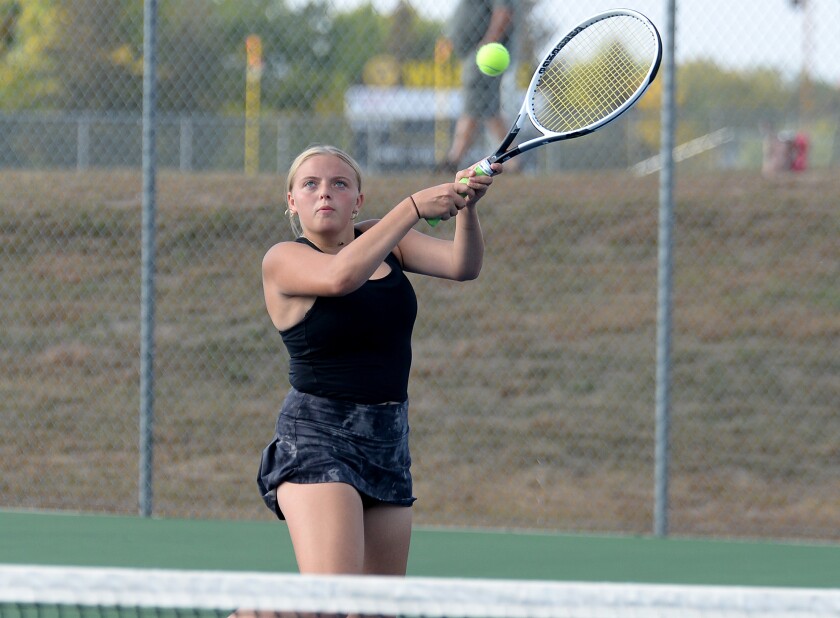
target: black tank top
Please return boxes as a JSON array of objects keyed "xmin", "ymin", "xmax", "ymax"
[{"xmin": 280, "ymin": 233, "xmax": 418, "ymax": 404}]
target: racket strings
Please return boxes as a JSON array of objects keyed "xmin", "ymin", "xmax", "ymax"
[{"xmin": 531, "ymin": 15, "xmax": 659, "ymax": 134}]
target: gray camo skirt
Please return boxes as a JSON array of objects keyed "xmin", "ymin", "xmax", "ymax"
[{"xmin": 257, "ymin": 387, "xmax": 415, "ymax": 520}]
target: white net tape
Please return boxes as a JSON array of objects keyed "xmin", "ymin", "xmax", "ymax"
[{"xmin": 1, "ymin": 565, "xmax": 839, "ymax": 618}]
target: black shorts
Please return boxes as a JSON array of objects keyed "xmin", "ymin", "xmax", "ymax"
[
  {"xmin": 462, "ymin": 58, "xmax": 502, "ymax": 118},
  {"xmin": 257, "ymin": 388, "xmax": 416, "ymax": 520}
]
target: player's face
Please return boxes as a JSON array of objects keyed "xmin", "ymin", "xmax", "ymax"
[{"xmin": 288, "ymin": 154, "xmax": 362, "ymax": 234}]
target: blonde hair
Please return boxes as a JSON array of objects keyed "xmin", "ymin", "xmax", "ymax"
[{"xmin": 284, "ymin": 144, "xmax": 363, "ymax": 237}]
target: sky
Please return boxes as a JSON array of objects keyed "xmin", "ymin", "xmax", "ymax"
[{"xmin": 347, "ymin": 0, "xmax": 840, "ymax": 84}]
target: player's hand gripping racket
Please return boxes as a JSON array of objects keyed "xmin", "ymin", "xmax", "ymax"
[{"xmin": 428, "ymin": 8, "xmax": 662, "ymax": 226}]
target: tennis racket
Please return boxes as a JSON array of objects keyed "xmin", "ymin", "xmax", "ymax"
[{"xmin": 429, "ymin": 8, "xmax": 662, "ymax": 226}]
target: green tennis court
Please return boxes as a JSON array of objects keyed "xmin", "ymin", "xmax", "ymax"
[{"xmin": 2, "ymin": 510, "xmax": 838, "ymax": 588}]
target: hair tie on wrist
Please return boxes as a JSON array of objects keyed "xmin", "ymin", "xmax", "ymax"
[{"xmin": 409, "ymin": 195, "xmax": 421, "ymax": 220}]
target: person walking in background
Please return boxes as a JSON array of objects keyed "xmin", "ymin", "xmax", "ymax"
[
  {"xmin": 257, "ymin": 144, "xmax": 502, "ymax": 576},
  {"xmin": 437, "ymin": 0, "xmax": 516, "ymax": 174}
]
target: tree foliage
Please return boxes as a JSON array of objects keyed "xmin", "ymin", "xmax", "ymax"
[
  {"xmin": 0, "ymin": 0, "xmax": 61, "ymax": 108},
  {"xmin": 0, "ymin": 0, "xmax": 836, "ymax": 136}
]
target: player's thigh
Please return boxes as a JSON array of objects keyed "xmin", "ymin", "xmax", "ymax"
[
  {"xmin": 362, "ymin": 503, "xmax": 413, "ymax": 575},
  {"xmin": 276, "ymin": 481, "xmax": 365, "ymax": 574}
]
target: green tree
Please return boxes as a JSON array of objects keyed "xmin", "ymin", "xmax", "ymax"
[
  {"xmin": 679, "ymin": 60, "xmax": 795, "ymax": 133},
  {"xmin": 51, "ymin": 0, "xmax": 144, "ymax": 110},
  {"xmin": 0, "ymin": 0, "xmax": 60, "ymax": 109},
  {"xmin": 157, "ymin": 0, "xmax": 236, "ymax": 113}
]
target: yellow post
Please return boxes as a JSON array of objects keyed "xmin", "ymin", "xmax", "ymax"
[
  {"xmin": 434, "ymin": 37, "xmax": 453, "ymax": 166},
  {"xmin": 245, "ymin": 34, "xmax": 263, "ymax": 176}
]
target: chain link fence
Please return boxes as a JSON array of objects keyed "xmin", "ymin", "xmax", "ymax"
[{"xmin": 1, "ymin": 0, "xmax": 838, "ymax": 540}]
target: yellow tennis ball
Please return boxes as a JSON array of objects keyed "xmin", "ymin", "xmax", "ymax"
[{"xmin": 475, "ymin": 43, "xmax": 510, "ymax": 77}]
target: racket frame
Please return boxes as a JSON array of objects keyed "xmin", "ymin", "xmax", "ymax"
[{"xmin": 476, "ymin": 8, "xmax": 663, "ymax": 176}]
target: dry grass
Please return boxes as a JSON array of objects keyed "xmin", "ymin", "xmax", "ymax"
[{"xmin": 0, "ymin": 167, "xmax": 837, "ymax": 540}]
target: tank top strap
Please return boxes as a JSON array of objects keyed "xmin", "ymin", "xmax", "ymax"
[{"xmin": 295, "ymin": 228, "xmax": 363, "ymax": 252}]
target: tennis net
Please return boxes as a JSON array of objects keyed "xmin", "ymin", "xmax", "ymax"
[{"xmin": 1, "ymin": 564, "xmax": 839, "ymax": 618}]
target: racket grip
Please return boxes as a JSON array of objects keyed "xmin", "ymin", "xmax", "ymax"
[{"xmin": 426, "ymin": 164, "xmax": 491, "ymax": 227}]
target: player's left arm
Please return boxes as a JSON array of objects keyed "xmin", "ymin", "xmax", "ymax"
[{"xmin": 395, "ymin": 165, "xmax": 499, "ymax": 281}]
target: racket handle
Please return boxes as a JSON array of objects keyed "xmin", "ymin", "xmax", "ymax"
[{"xmin": 426, "ymin": 163, "xmax": 491, "ymax": 227}]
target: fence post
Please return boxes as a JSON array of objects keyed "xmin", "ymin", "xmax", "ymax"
[
  {"xmin": 76, "ymin": 114, "xmax": 90, "ymax": 171},
  {"xmin": 654, "ymin": 0, "xmax": 677, "ymax": 538},
  {"xmin": 139, "ymin": 0, "xmax": 158, "ymax": 518},
  {"xmin": 180, "ymin": 115, "xmax": 193, "ymax": 172}
]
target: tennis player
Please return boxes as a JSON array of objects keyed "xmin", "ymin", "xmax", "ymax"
[{"xmin": 257, "ymin": 145, "xmax": 501, "ymax": 576}]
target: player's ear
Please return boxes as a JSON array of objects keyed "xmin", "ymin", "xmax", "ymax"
[{"xmin": 355, "ymin": 193, "xmax": 364, "ymax": 211}]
